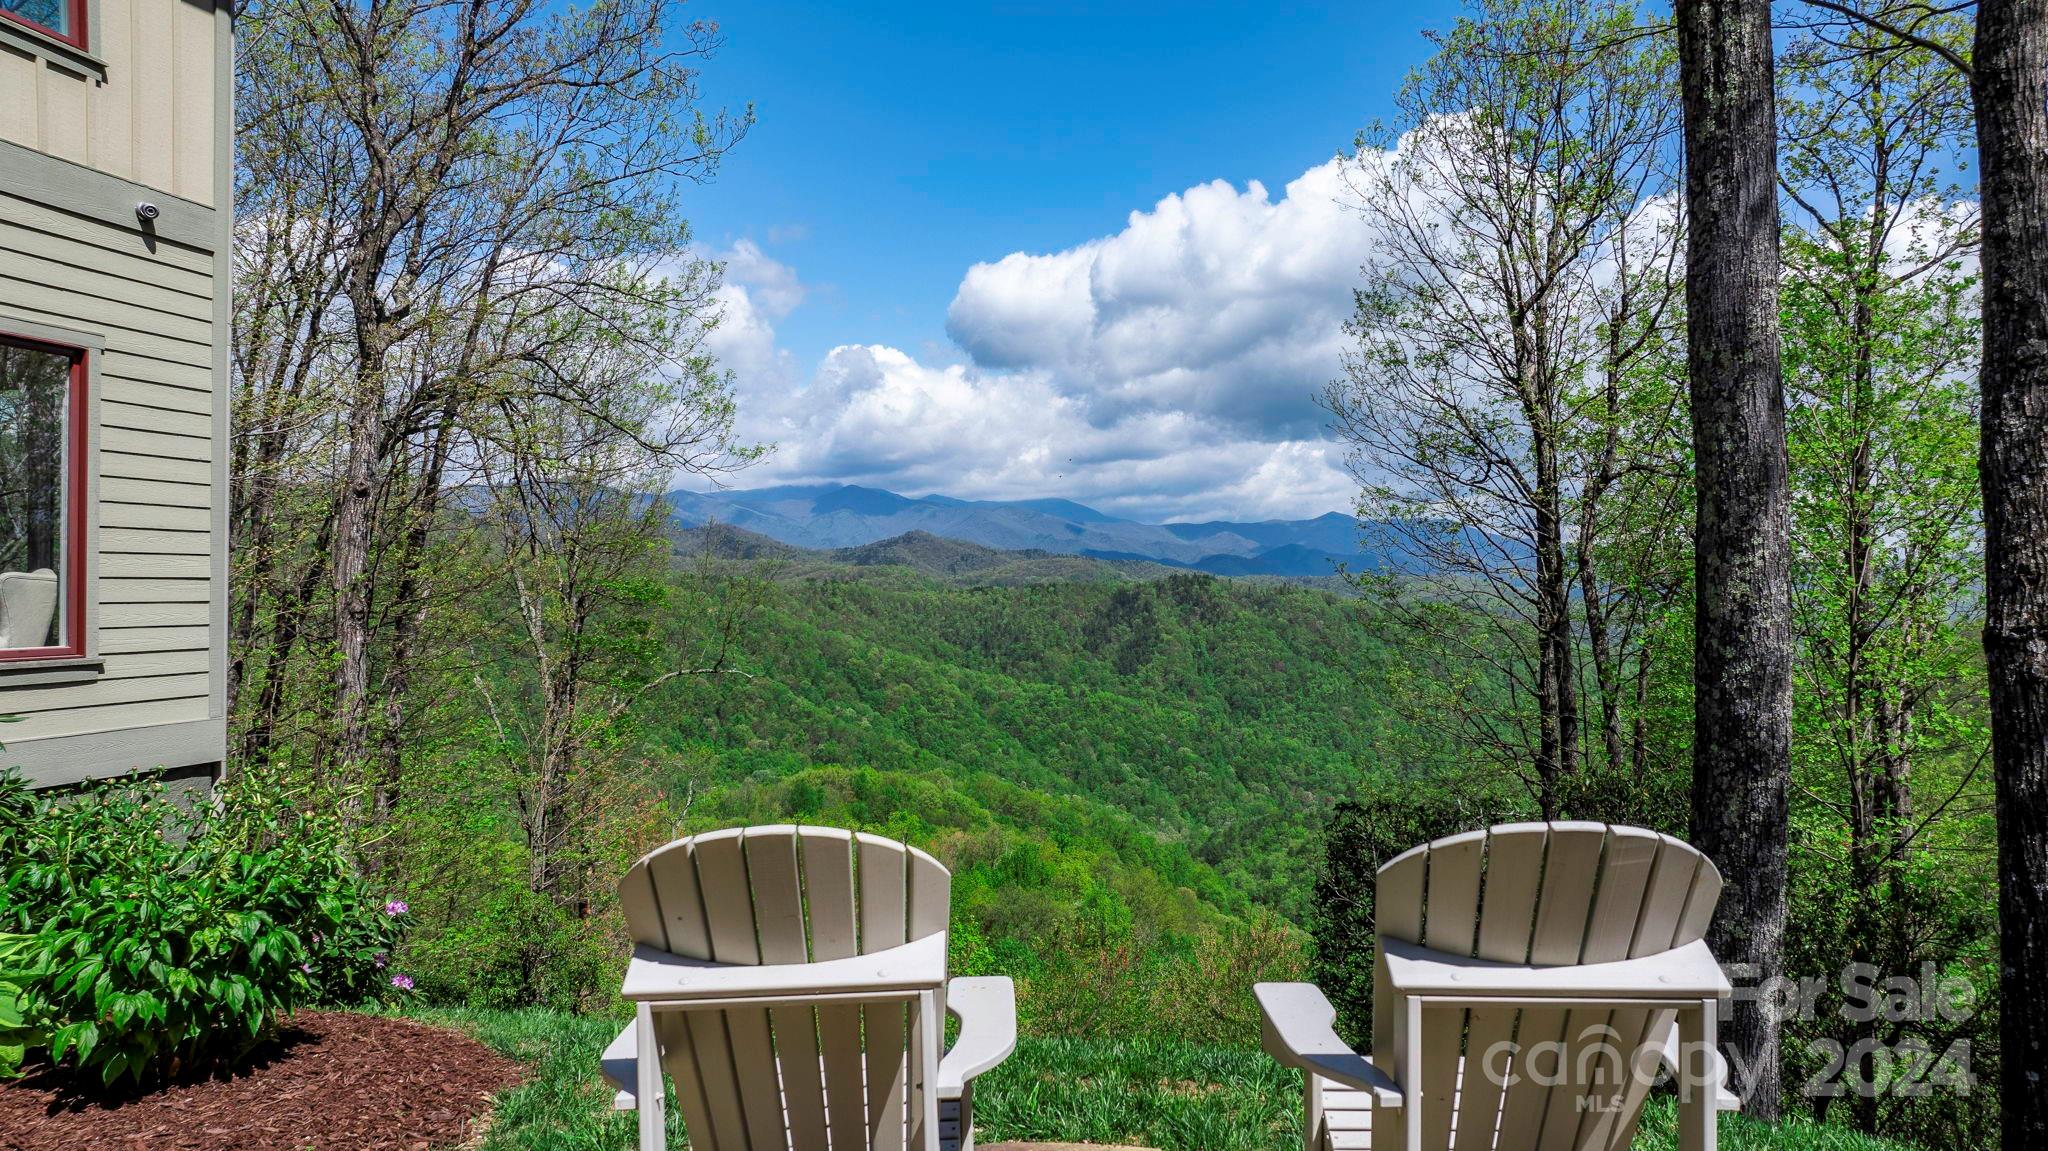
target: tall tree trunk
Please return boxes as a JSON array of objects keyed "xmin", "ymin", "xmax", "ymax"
[
  {"xmin": 1631, "ymin": 654, "xmax": 1653, "ymax": 777},
  {"xmin": 1579, "ymin": 550, "xmax": 1624, "ymax": 772},
  {"xmin": 226, "ymin": 269, "xmax": 329, "ymax": 721},
  {"xmin": 373, "ymin": 404, "xmax": 459, "ymax": 816},
  {"xmin": 241, "ymin": 515, "xmax": 333, "ymax": 766},
  {"xmin": 1676, "ymin": 0, "xmax": 1793, "ymax": 1119},
  {"xmin": 1518, "ymin": 315, "xmax": 1578, "ymax": 815},
  {"xmin": 1535, "ymin": 451, "xmax": 1572, "ymax": 817},
  {"xmin": 330, "ymin": 332, "xmax": 390, "ymax": 774},
  {"xmin": 1582, "ymin": 335, "xmax": 1630, "ymax": 775},
  {"xmin": 1975, "ymin": 2, "xmax": 2048, "ymax": 1144},
  {"xmin": 227, "ymin": 357, "xmax": 311, "ymax": 724},
  {"xmin": 1538, "ymin": 476, "xmax": 1580, "ymax": 781}
]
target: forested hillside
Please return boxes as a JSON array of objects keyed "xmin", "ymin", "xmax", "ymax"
[{"xmin": 654, "ymin": 549, "xmax": 1422, "ymax": 918}]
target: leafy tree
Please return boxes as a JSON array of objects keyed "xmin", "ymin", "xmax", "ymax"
[
  {"xmin": 1777, "ymin": 15, "xmax": 1992, "ymax": 1136},
  {"xmin": 1326, "ymin": 0, "xmax": 1688, "ymax": 816},
  {"xmin": 464, "ymin": 313, "xmax": 747, "ymax": 932},
  {"xmin": 229, "ymin": 0, "xmax": 750, "ymax": 785},
  {"xmin": 1783, "ymin": 4, "xmax": 2048, "ymax": 1142}
]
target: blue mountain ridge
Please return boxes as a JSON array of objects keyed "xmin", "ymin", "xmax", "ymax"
[{"xmin": 665, "ymin": 484, "xmax": 1419, "ymax": 577}]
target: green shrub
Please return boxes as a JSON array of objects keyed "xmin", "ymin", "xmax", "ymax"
[
  {"xmin": 1309, "ymin": 779, "xmax": 1520, "ymax": 1041},
  {"xmin": 0, "ymin": 931, "xmax": 47, "ymax": 1076},
  {"xmin": 0, "ymin": 769, "xmax": 410, "ymax": 1086}
]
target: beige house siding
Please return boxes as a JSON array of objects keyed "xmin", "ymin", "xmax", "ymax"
[
  {"xmin": 0, "ymin": 188, "xmax": 224, "ymax": 782},
  {"xmin": 0, "ymin": 0, "xmax": 229, "ymax": 787},
  {"xmin": 0, "ymin": 0, "xmax": 223, "ymax": 208}
]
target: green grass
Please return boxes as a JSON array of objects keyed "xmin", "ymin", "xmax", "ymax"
[
  {"xmin": 1630, "ymin": 1099, "xmax": 1925, "ymax": 1151},
  {"xmin": 403, "ymin": 1007, "xmax": 1928, "ymax": 1151},
  {"xmin": 410, "ymin": 1006, "xmax": 662, "ymax": 1151},
  {"xmin": 971, "ymin": 1035, "xmax": 1297, "ymax": 1150}
]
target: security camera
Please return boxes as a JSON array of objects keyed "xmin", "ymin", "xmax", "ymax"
[{"xmin": 135, "ymin": 202, "xmax": 160, "ymax": 222}]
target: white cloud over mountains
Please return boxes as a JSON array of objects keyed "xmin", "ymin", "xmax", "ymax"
[
  {"xmin": 704, "ymin": 239, "xmax": 804, "ymax": 392},
  {"xmin": 699, "ymin": 157, "xmax": 1371, "ymax": 522},
  {"xmin": 946, "ymin": 159, "xmax": 1367, "ymax": 439}
]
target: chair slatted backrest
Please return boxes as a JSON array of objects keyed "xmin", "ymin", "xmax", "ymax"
[
  {"xmin": 0, "ymin": 569, "xmax": 57, "ymax": 648},
  {"xmin": 1373, "ymin": 822, "xmax": 1722, "ymax": 1151},
  {"xmin": 618, "ymin": 826, "xmax": 953, "ymax": 1151}
]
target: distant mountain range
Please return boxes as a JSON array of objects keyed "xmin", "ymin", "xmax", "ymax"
[
  {"xmin": 665, "ymin": 483, "xmax": 1409, "ymax": 579},
  {"xmin": 670, "ymin": 524, "xmax": 1185, "ymax": 586}
]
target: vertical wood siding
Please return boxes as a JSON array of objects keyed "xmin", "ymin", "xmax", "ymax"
[
  {"xmin": 0, "ymin": 0, "xmax": 219, "ymax": 207},
  {"xmin": 0, "ymin": 188, "xmax": 218, "ymax": 739}
]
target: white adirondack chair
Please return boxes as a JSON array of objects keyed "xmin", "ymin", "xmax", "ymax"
[
  {"xmin": 1256, "ymin": 821, "xmax": 1741, "ymax": 1151},
  {"xmin": 601, "ymin": 825, "xmax": 1018, "ymax": 1151},
  {"xmin": 0, "ymin": 568, "xmax": 57, "ymax": 648}
]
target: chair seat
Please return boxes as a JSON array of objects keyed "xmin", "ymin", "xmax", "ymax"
[
  {"xmin": 1314, "ymin": 1052, "xmax": 1458, "ymax": 1151},
  {"xmin": 1318, "ymin": 1079, "xmax": 1375, "ymax": 1150},
  {"xmin": 1310, "ymin": 1035, "xmax": 1737, "ymax": 1150}
]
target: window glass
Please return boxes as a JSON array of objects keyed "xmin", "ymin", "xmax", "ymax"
[
  {"xmin": 0, "ymin": 339, "xmax": 72, "ymax": 652},
  {"xmin": 0, "ymin": 0, "xmax": 74, "ymax": 41}
]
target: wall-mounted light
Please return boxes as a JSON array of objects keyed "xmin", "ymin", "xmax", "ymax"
[{"xmin": 135, "ymin": 202, "xmax": 160, "ymax": 223}]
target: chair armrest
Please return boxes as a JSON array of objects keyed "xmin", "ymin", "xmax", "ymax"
[
  {"xmin": 622, "ymin": 932, "xmax": 948, "ymax": 1002},
  {"xmin": 936, "ymin": 976, "xmax": 1017, "ymax": 1095},
  {"xmin": 1253, "ymin": 982, "xmax": 1403, "ymax": 1106},
  {"xmin": 1380, "ymin": 936, "xmax": 1733, "ymax": 1000},
  {"xmin": 601, "ymin": 1021, "xmax": 639, "ymax": 1110},
  {"xmin": 1657, "ymin": 1016, "xmax": 1742, "ymax": 1111}
]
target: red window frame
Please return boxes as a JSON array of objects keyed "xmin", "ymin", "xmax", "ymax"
[
  {"xmin": 0, "ymin": 329, "xmax": 88, "ymax": 662},
  {"xmin": 0, "ymin": 0, "xmax": 87, "ymax": 51}
]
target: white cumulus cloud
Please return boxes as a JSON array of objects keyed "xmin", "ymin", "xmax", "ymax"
[
  {"xmin": 702, "ymin": 240, "xmax": 804, "ymax": 394},
  {"xmin": 695, "ymin": 157, "xmax": 1379, "ymax": 521},
  {"xmin": 945, "ymin": 157, "xmax": 1369, "ymax": 440}
]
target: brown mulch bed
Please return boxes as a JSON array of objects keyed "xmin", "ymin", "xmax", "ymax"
[{"xmin": 0, "ymin": 1011, "xmax": 524, "ymax": 1151}]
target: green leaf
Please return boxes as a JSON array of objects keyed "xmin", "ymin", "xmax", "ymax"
[{"xmin": 58, "ymin": 956, "xmax": 102, "ymax": 994}]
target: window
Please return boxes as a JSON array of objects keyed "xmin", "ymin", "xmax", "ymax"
[
  {"xmin": 0, "ymin": 332, "xmax": 85, "ymax": 660},
  {"xmin": 0, "ymin": 0, "xmax": 85, "ymax": 48}
]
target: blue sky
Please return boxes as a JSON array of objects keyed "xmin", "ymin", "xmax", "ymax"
[{"xmin": 678, "ymin": 2, "xmax": 1462, "ymax": 522}]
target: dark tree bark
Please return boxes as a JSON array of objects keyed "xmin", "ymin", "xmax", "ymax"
[
  {"xmin": 1976, "ymin": 2, "xmax": 2048, "ymax": 1144},
  {"xmin": 1676, "ymin": 0, "xmax": 1794, "ymax": 1119}
]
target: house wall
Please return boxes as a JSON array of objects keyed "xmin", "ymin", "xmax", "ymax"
[
  {"xmin": 0, "ymin": 0, "xmax": 222, "ymax": 208},
  {"xmin": 0, "ymin": 0, "xmax": 229, "ymax": 787}
]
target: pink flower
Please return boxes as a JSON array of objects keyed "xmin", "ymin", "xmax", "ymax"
[
  {"xmin": 373, "ymin": 952, "xmax": 387, "ymax": 969},
  {"xmin": 300, "ymin": 963, "xmax": 313, "ymax": 974},
  {"xmin": 390, "ymin": 974, "xmax": 414, "ymax": 992},
  {"xmin": 383, "ymin": 900, "xmax": 409, "ymax": 917}
]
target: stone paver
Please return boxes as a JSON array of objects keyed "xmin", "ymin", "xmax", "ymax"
[{"xmin": 982, "ymin": 1145, "xmax": 1161, "ymax": 1151}]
